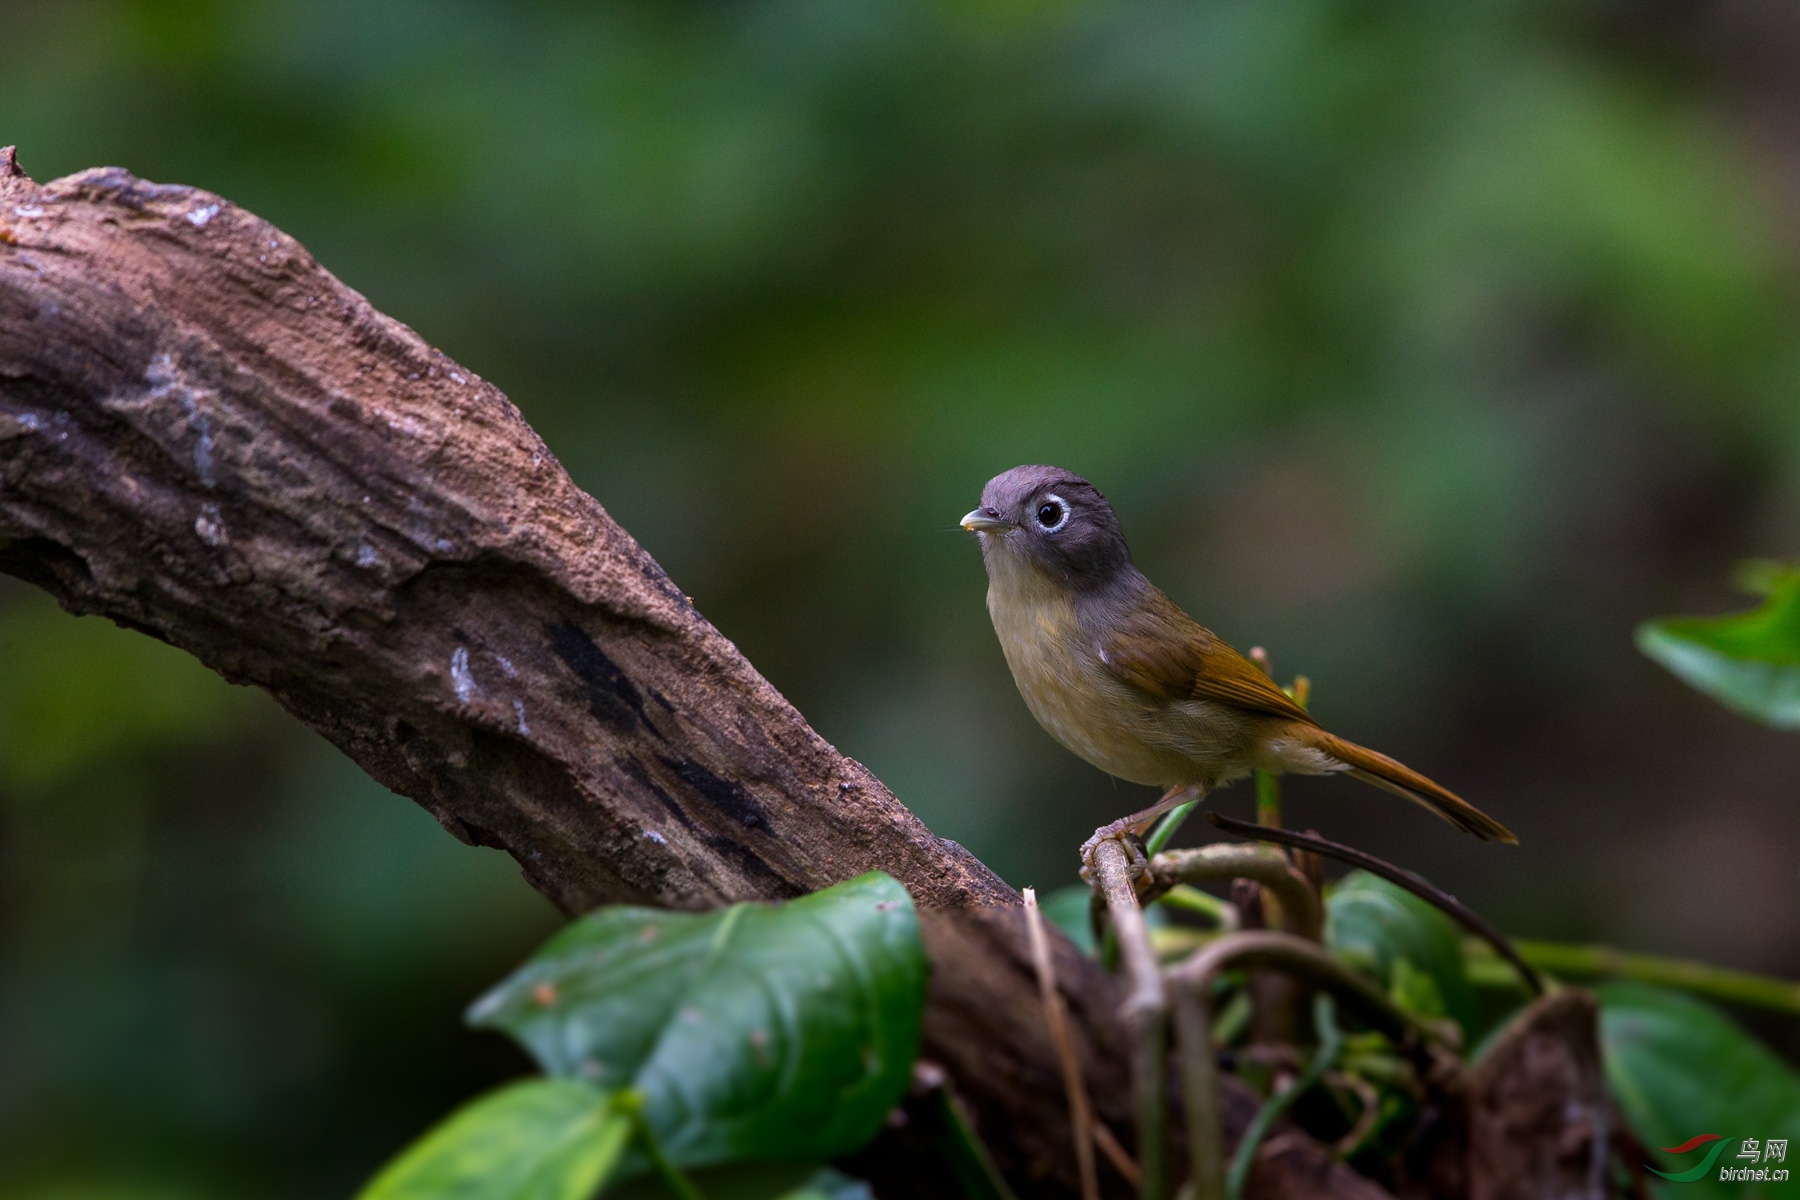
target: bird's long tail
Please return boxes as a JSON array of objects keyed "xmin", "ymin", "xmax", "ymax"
[{"xmin": 1305, "ymin": 730, "xmax": 1518, "ymax": 844}]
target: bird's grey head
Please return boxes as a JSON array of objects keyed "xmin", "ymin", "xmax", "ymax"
[{"xmin": 961, "ymin": 465, "xmax": 1134, "ymax": 590}]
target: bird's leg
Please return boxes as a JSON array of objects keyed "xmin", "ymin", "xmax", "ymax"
[{"xmin": 1080, "ymin": 784, "xmax": 1205, "ymax": 881}]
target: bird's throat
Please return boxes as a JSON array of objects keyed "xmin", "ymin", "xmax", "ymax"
[{"xmin": 983, "ymin": 549, "xmax": 1126, "ymax": 768}]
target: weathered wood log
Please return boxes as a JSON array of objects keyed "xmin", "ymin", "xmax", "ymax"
[
  {"xmin": 0, "ymin": 145, "xmax": 1129, "ymax": 1196},
  {"xmin": 0, "ymin": 148, "xmax": 1383, "ymax": 1198}
]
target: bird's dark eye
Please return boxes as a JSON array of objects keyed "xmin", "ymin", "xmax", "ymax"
[{"xmin": 1036, "ymin": 499, "xmax": 1067, "ymax": 530}]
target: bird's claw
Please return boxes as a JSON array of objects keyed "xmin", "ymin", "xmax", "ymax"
[{"xmin": 1078, "ymin": 820, "xmax": 1148, "ymax": 885}]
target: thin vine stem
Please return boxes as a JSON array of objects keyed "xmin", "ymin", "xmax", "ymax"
[
  {"xmin": 1166, "ymin": 929, "xmax": 1453, "ymax": 1200},
  {"xmin": 1472, "ymin": 938, "xmax": 1800, "ymax": 1014},
  {"xmin": 1144, "ymin": 800, "xmax": 1199, "ymax": 857},
  {"xmin": 1206, "ymin": 812, "xmax": 1545, "ymax": 996},
  {"xmin": 1226, "ymin": 995, "xmax": 1342, "ymax": 1200},
  {"xmin": 618, "ymin": 1092, "xmax": 709, "ymax": 1200}
]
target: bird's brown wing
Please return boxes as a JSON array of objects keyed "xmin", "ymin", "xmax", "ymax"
[
  {"xmin": 1100, "ymin": 589, "xmax": 1517, "ymax": 843},
  {"xmin": 1098, "ymin": 589, "xmax": 1316, "ymax": 724}
]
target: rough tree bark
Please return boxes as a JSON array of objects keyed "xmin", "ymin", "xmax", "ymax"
[
  {"xmin": 1466, "ymin": 991, "xmax": 1645, "ymax": 1200},
  {"xmin": 0, "ymin": 150, "xmax": 1381, "ymax": 1198}
]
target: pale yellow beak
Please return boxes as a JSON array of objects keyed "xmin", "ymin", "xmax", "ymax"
[{"xmin": 961, "ymin": 508, "xmax": 1010, "ymax": 533}]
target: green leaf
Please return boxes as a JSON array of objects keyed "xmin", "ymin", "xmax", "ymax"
[
  {"xmin": 1598, "ymin": 983, "xmax": 1800, "ymax": 1197},
  {"xmin": 1040, "ymin": 883, "xmax": 1170, "ymax": 957},
  {"xmin": 1325, "ymin": 871, "xmax": 1474, "ymax": 1036},
  {"xmin": 468, "ymin": 872, "xmax": 925, "ymax": 1171},
  {"xmin": 1636, "ymin": 565, "xmax": 1800, "ymax": 727},
  {"xmin": 357, "ymin": 1079, "xmax": 630, "ymax": 1200},
  {"xmin": 1388, "ymin": 958, "xmax": 1448, "ymax": 1020},
  {"xmin": 1039, "ymin": 885, "xmax": 1097, "ymax": 954}
]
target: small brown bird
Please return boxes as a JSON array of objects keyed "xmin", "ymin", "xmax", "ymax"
[{"xmin": 961, "ymin": 465, "xmax": 1515, "ymax": 865}]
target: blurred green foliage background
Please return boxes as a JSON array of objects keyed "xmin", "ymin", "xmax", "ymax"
[{"xmin": 5, "ymin": 0, "xmax": 1800, "ymax": 1195}]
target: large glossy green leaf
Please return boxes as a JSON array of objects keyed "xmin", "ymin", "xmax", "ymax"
[
  {"xmin": 467, "ymin": 872, "xmax": 924, "ymax": 1171},
  {"xmin": 1598, "ymin": 983, "xmax": 1800, "ymax": 1197},
  {"xmin": 358, "ymin": 1079, "xmax": 630, "ymax": 1200},
  {"xmin": 1636, "ymin": 564, "xmax": 1800, "ymax": 727},
  {"xmin": 1325, "ymin": 871, "xmax": 1474, "ymax": 1036}
]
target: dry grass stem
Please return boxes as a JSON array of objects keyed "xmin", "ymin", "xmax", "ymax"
[
  {"xmin": 1093, "ymin": 1120, "xmax": 1143, "ymax": 1188},
  {"xmin": 1023, "ymin": 887, "xmax": 1101, "ymax": 1200}
]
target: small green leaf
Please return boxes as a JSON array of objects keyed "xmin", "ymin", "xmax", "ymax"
[
  {"xmin": 468, "ymin": 872, "xmax": 924, "ymax": 1171},
  {"xmin": 1598, "ymin": 983, "xmax": 1800, "ymax": 1198},
  {"xmin": 357, "ymin": 1079, "xmax": 630, "ymax": 1200},
  {"xmin": 1039, "ymin": 885, "xmax": 1096, "ymax": 954},
  {"xmin": 1040, "ymin": 883, "xmax": 1170, "ymax": 957},
  {"xmin": 1636, "ymin": 565, "xmax": 1800, "ymax": 727},
  {"xmin": 1325, "ymin": 871, "xmax": 1473, "ymax": 1036},
  {"xmin": 1388, "ymin": 958, "xmax": 1447, "ymax": 1020}
]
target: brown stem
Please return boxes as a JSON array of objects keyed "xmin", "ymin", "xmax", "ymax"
[
  {"xmin": 1091, "ymin": 840, "xmax": 1167, "ymax": 1200},
  {"xmin": 1147, "ymin": 844, "xmax": 1321, "ymax": 941},
  {"xmin": 1326, "ymin": 1070, "xmax": 1381, "ymax": 1157},
  {"xmin": 1092, "ymin": 1121, "xmax": 1142, "ymax": 1189}
]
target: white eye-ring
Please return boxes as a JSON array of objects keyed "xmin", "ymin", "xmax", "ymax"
[{"xmin": 1035, "ymin": 494, "xmax": 1070, "ymax": 532}]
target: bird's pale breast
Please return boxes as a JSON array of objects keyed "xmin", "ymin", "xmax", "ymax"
[{"xmin": 983, "ymin": 551, "xmax": 1228, "ymax": 787}]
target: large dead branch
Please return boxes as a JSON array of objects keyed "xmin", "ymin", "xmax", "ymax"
[{"xmin": 0, "ymin": 149, "xmax": 1384, "ymax": 1198}]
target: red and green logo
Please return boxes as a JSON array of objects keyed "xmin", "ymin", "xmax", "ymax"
[
  {"xmin": 1651, "ymin": 1134, "xmax": 1790, "ymax": 1183},
  {"xmin": 1650, "ymin": 1135, "xmax": 1731, "ymax": 1182}
]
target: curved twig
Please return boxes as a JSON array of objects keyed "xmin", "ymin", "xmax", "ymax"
[
  {"xmin": 1326, "ymin": 1070, "xmax": 1382, "ymax": 1158},
  {"xmin": 1167, "ymin": 931, "xmax": 1453, "ymax": 1060},
  {"xmin": 1148, "ymin": 843, "xmax": 1321, "ymax": 941},
  {"xmin": 1206, "ymin": 813, "xmax": 1545, "ymax": 996}
]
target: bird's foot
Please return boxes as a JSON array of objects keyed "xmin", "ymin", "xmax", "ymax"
[{"xmin": 1079, "ymin": 819, "xmax": 1148, "ymax": 886}]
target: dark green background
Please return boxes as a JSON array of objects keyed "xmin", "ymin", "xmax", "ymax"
[{"xmin": 4, "ymin": 1, "xmax": 1800, "ymax": 1195}]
